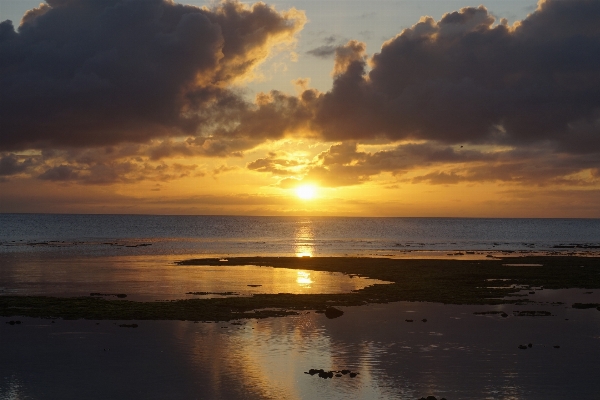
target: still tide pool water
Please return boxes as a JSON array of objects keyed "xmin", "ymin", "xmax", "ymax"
[
  {"xmin": 0, "ymin": 255, "xmax": 385, "ymax": 301},
  {"xmin": 2, "ymin": 290, "xmax": 600, "ymax": 399}
]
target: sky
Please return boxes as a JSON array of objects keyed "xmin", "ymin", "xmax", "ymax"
[{"xmin": 1, "ymin": 0, "xmax": 599, "ymax": 217}]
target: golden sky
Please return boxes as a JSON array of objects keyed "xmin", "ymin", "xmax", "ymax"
[{"xmin": 1, "ymin": 0, "xmax": 599, "ymax": 217}]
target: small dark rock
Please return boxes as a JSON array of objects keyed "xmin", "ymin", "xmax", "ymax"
[
  {"xmin": 324, "ymin": 307, "xmax": 344, "ymax": 319},
  {"xmin": 317, "ymin": 370, "xmax": 330, "ymax": 379},
  {"xmin": 528, "ymin": 343, "xmax": 533, "ymax": 348},
  {"xmin": 349, "ymin": 373, "xmax": 357, "ymax": 378},
  {"xmin": 116, "ymin": 294, "xmax": 127, "ymax": 298},
  {"xmin": 341, "ymin": 369, "xmax": 350, "ymax": 375},
  {"xmin": 118, "ymin": 323, "xmax": 138, "ymax": 328},
  {"xmin": 554, "ymin": 345, "xmax": 560, "ymax": 349},
  {"xmin": 405, "ymin": 319, "xmax": 413, "ymax": 322},
  {"xmin": 514, "ymin": 310, "xmax": 552, "ymax": 317},
  {"xmin": 421, "ymin": 319, "xmax": 427, "ymax": 322},
  {"xmin": 572, "ymin": 303, "xmax": 600, "ymax": 309},
  {"xmin": 518, "ymin": 345, "xmax": 528, "ymax": 349}
]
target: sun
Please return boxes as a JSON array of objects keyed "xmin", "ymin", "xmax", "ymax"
[{"xmin": 296, "ymin": 184, "xmax": 317, "ymax": 200}]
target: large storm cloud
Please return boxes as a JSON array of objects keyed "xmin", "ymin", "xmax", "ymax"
[
  {"xmin": 234, "ymin": 0, "xmax": 600, "ymax": 154},
  {"xmin": 0, "ymin": 0, "xmax": 305, "ymax": 151},
  {"xmin": 317, "ymin": 0, "xmax": 600, "ymax": 152}
]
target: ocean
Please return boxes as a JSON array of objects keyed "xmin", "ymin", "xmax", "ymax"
[{"xmin": 1, "ymin": 214, "xmax": 600, "ymax": 258}]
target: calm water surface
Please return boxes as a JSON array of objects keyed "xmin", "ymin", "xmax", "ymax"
[
  {"xmin": 2, "ymin": 214, "xmax": 600, "ymax": 257},
  {"xmin": 2, "ymin": 214, "xmax": 600, "ymax": 399},
  {"xmin": 2, "ymin": 289, "xmax": 600, "ymax": 399},
  {"xmin": 0, "ymin": 254, "xmax": 385, "ymax": 300}
]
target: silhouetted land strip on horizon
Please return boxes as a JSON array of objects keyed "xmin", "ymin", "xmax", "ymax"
[{"xmin": 1, "ymin": 256, "xmax": 600, "ymax": 321}]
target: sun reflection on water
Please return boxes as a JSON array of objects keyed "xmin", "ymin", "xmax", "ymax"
[
  {"xmin": 296, "ymin": 270, "xmax": 313, "ymax": 287},
  {"xmin": 294, "ymin": 220, "xmax": 315, "ymax": 257}
]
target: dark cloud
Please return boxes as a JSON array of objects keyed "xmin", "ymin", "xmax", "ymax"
[
  {"xmin": 3, "ymin": 0, "xmax": 600, "ymax": 192},
  {"xmin": 0, "ymin": 154, "xmax": 38, "ymax": 176},
  {"xmin": 212, "ymin": 164, "xmax": 237, "ymax": 176},
  {"xmin": 145, "ymin": 137, "xmax": 251, "ymax": 160},
  {"xmin": 216, "ymin": 0, "xmax": 600, "ymax": 189},
  {"xmin": 0, "ymin": 0, "xmax": 305, "ymax": 151},
  {"xmin": 36, "ymin": 158, "xmax": 198, "ymax": 185},
  {"xmin": 305, "ymin": 35, "xmax": 348, "ymax": 58},
  {"xmin": 38, "ymin": 165, "xmax": 80, "ymax": 181},
  {"xmin": 247, "ymin": 152, "xmax": 303, "ymax": 175},
  {"xmin": 235, "ymin": 0, "xmax": 600, "ymax": 155},
  {"xmin": 304, "ymin": 142, "xmax": 497, "ymax": 187},
  {"xmin": 248, "ymin": 140, "xmax": 600, "ymax": 188},
  {"xmin": 248, "ymin": 141, "xmax": 496, "ymax": 187},
  {"xmin": 410, "ymin": 153, "xmax": 600, "ymax": 187},
  {"xmin": 305, "ymin": 0, "xmax": 600, "ymax": 150},
  {"xmin": 306, "ymin": 45, "xmax": 337, "ymax": 58},
  {"xmin": 322, "ymin": 35, "xmax": 337, "ymax": 45}
]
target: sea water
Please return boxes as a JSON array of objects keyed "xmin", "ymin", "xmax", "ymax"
[{"xmin": 1, "ymin": 214, "xmax": 599, "ymax": 257}]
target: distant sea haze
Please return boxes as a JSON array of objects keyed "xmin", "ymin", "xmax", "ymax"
[{"xmin": 1, "ymin": 214, "xmax": 599, "ymax": 258}]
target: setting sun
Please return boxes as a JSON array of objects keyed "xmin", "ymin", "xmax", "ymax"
[{"xmin": 295, "ymin": 184, "xmax": 317, "ymax": 200}]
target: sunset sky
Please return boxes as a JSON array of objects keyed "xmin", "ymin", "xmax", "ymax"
[{"xmin": 1, "ymin": 0, "xmax": 599, "ymax": 217}]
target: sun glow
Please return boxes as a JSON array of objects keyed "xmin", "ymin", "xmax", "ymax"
[
  {"xmin": 295, "ymin": 184, "xmax": 317, "ymax": 200},
  {"xmin": 296, "ymin": 270, "xmax": 313, "ymax": 287}
]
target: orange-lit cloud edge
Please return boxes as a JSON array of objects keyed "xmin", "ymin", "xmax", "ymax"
[{"xmin": 1, "ymin": 0, "xmax": 600, "ymax": 217}]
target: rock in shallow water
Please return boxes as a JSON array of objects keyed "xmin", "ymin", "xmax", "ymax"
[
  {"xmin": 324, "ymin": 307, "xmax": 344, "ymax": 319},
  {"xmin": 118, "ymin": 323, "xmax": 138, "ymax": 328},
  {"xmin": 304, "ymin": 368, "xmax": 359, "ymax": 379}
]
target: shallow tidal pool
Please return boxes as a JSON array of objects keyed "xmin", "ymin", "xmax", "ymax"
[
  {"xmin": 2, "ymin": 289, "xmax": 600, "ymax": 399},
  {"xmin": 0, "ymin": 254, "xmax": 388, "ymax": 301}
]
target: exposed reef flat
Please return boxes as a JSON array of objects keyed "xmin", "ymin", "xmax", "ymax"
[{"xmin": 1, "ymin": 256, "xmax": 599, "ymax": 321}]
